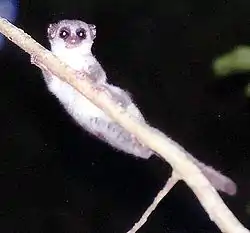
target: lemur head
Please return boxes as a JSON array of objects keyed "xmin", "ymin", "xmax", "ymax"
[{"xmin": 47, "ymin": 19, "xmax": 96, "ymax": 54}]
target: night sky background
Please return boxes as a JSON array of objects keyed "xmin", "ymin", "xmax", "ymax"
[{"xmin": 0, "ymin": 0, "xmax": 249, "ymax": 232}]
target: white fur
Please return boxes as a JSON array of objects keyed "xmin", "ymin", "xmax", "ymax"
[
  {"xmin": 52, "ymin": 41, "xmax": 95, "ymax": 70},
  {"xmin": 48, "ymin": 40, "xmax": 112, "ymax": 126},
  {"xmin": 48, "ymin": 77, "xmax": 110, "ymax": 122}
]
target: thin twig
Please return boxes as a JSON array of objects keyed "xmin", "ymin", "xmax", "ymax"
[{"xmin": 127, "ymin": 172, "xmax": 180, "ymax": 233}]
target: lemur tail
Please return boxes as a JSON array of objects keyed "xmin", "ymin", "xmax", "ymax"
[{"xmin": 186, "ymin": 153, "xmax": 237, "ymax": 195}]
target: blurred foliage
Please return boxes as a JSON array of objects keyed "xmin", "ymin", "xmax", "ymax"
[{"xmin": 213, "ymin": 46, "xmax": 250, "ymax": 97}]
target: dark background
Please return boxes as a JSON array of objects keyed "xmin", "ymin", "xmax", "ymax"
[{"xmin": 0, "ymin": 0, "xmax": 249, "ymax": 232}]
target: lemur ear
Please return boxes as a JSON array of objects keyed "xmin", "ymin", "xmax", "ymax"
[
  {"xmin": 47, "ymin": 23, "xmax": 57, "ymax": 40},
  {"xmin": 88, "ymin": 24, "xmax": 96, "ymax": 40}
]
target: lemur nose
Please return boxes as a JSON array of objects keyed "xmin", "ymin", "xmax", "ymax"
[
  {"xmin": 65, "ymin": 35, "xmax": 81, "ymax": 48},
  {"xmin": 70, "ymin": 36, "xmax": 78, "ymax": 44},
  {"xmin": 65, "ymin": 33, "xmax": 78, "ymax": 43}
]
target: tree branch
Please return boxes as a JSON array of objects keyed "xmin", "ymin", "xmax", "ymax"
[
  {"xmin": 0, "ymin": 17, "xmax": 248, "ymax": 233},
  {"xmin": 127, "ymin": 172, "xmax": 180, "ymax": 233}
]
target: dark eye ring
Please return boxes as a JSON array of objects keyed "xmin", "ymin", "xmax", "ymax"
[
  {"xmin": 76, "ymin": 28, "xmax": 86, "ymax": 39},
  {"xmin": 59, "ymin": 29, "xmax": 70, "ymax": 39}
]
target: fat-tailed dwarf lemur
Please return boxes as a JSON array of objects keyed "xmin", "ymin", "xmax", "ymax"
[{"xmin": 35, "ymin": 19, "xmax": 237, "ymax": 195}]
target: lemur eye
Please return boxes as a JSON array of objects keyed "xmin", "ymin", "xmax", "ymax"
[
  {"xmin": 76, "ymin": 28, "xmax": 86, "ymax": 39},
  {"xmin": 59, "ymin": 28, "xmax": 70, "ymax": 39}
]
